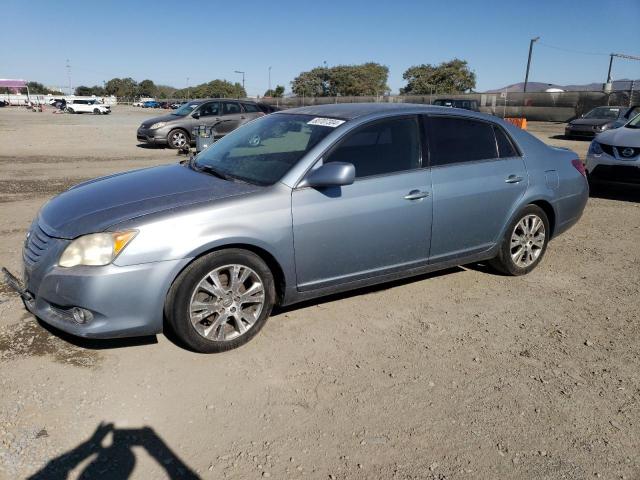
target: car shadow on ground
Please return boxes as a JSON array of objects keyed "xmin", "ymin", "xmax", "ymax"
[
  {"xmin": 590, "ymin": 182, "xmax": 640, "ymax": 203},
  {"xmin": 549, "ymin": 134, "xmax": 591, "ymax": 141},
  {"xmin": 28, "ymin": 422, "xmax": 200, "ymax": 479},
  {"xmin": 135, "ymin": 143, "xmax": 164, "ymax": 149}
]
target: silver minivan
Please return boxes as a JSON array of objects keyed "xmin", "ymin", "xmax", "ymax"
[{"xmin": 136, "ymin": 99, "xmax": 265, "ymax": 148}]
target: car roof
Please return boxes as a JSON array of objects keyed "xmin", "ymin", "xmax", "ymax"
[{"xmin": 278, "ymin": 102, "xmax": 491, "ymax": 121}]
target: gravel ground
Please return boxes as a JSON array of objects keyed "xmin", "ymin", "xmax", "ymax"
[{"xmin": 0, "ymin": 106, "xmax": 639, "ymax": 480}]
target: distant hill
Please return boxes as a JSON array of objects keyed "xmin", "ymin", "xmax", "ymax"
[{"xmin": 486, "ymin": 79, "xmax": 639, "ymax": 93}]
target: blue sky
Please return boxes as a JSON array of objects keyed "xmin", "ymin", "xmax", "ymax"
[{"xmin": 1, "ymin": 0, "xmax": 639, "ymax": 95}]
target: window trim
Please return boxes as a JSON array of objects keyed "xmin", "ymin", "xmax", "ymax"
[
  {"xmin": 313, "ymin": 114, "xmax": 425, "ymax": 183},
  {"xmin": 423, "ymin": 114, "xmax": 522, "ymax": 168}
]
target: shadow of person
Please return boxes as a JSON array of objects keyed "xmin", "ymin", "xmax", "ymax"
[{"xmin": 28, "ymin": 422, "xmax": 200, "ymax": 479}]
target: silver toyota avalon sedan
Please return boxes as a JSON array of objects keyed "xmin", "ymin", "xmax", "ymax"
[{"xmin": 3, "ymin": 104, "xmax": 589, "ymax": 353}]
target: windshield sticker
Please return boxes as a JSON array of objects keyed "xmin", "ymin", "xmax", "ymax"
[{"xmin": 307, "ymin": 117, "xmax": 345, "ymax": 127}]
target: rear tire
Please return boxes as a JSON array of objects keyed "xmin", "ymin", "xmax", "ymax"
[
  {"xmin": 167, "ymin": 128, "xmax": 190, "ymax": 149},
  {"xmin": 489, "ymin": 205, "xmax": 550, "ymax": 276},
  {"xmin": 165, "ymin": 249, "xmax": 276, "ymax": 353}
]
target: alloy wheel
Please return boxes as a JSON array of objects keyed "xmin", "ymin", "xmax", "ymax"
[
  {"xmin": 170, "ymin": 131, "xmax": 187, "ymax": 148},
  {"xmin": 189, "ymin": 264, "xmax": 265, "ymax": 342},
  {"xmin": 510, "ymin": 214, "xmax": 546, "ymax": 268}
]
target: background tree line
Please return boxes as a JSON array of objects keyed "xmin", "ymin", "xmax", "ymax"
[{"xmin": 57, "ymin": 59, "xmax": 476, "ymax": 99}]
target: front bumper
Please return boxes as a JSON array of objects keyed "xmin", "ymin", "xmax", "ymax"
[
  {"xmin": 565, "ymin": 125, "xmax": 601, "ymax": 138},
  {"xmin": 136, "ymin": 127, "xmax": 168, "ymax": 145},
  {"xmin": 586, "ymin": 152, "xmax": 640, "ymax": 184},
  {"xmin": 5, "ymin": 252, "xmax": 189, "ymax": 339}
]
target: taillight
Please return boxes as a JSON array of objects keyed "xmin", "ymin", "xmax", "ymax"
[{"xmin": 571, "ymin": 159, "xmax": 586, "ymax": 177}]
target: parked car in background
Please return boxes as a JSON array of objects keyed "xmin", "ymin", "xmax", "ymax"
[
  {"xmin": 565, "ymin": 106, "xmax": 631, "ymax": 138},
  {"xmin": 133, "ymin": 101, "xmax": 144, "ymax": 107},
  {"xmin": 432, "ymin": 98, "xmax": 480, "ymax": 111},
  {"xmin": 171, "ymin": 102, "xmax": 186, "ymax": 109},
  {"xmin": 142, "ymin": 101, "xmax": 161, "ymax": 108},
  {"xmin": 586, "ymin": 112, "xmax": 640, "ymax": 185},
  {"xmin": 137, "ymin": 99, "xmax": 265, "ymax": 148},
  {"xmin": 256, "ymin": 102, "xmax": 281, "ymax": 114},
  {"xmin": 65, "ymin": 99, "xmax": 111, "ymax": 115},
  {"xmin": 5, "ymin": 103, "xmax": 588, "ymax": 353}
]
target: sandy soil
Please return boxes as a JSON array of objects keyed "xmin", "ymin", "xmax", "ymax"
[{"xmin": 0, "ymin": 106, "xmax": 639, "ymax": 479}]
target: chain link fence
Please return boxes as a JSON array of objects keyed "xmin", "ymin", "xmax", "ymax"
[{"xmin": 257, "ymin": 90, "xmax": 639, "ymax": 122}]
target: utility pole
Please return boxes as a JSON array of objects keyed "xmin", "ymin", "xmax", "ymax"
[
  {"xmin": 186, "ymin": 77, "xmax": 189, "ymax": 100},
  {"xmin": 66, "ymin": 59, "xmax": 72, "ymax": 95},
  {"xmin": 234, "ymin": 70, "xmax": 245, "ymax": 94},
  {"xmin": 523, "ymin": 37, "xmax": 540, "ymax": 93},
  {"xmin": 605, "ymin": 53, "xmax": 640, "ymax": 93},
  {"xmin": 268, "ymin": 66, "xmax": 272, "ymax": 94}
]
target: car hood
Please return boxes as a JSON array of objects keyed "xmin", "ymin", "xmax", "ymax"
[
  {"xmin": 595, "ymin": 127, "xmax": 640, "ymax": 147},
  {"xmin": 569, "ymin": 118, "xmax": 610, "ymax": 127},
  {"xmin": 139, "ymin": 114, "xmax": 184, "ymax": 128},
  {"xmin": 38, "ymin": 163, "xmax": 263, "ymax": 239}
]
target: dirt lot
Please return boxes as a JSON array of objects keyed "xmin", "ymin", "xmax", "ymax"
[{"xmin": 0, "ymin": 106, "xmax": 639, "ymax": 479}]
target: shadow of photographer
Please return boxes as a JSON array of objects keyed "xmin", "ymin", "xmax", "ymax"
[{"xmin": 28, "ymin": 422, "xmax": 200, "ymax": 479}]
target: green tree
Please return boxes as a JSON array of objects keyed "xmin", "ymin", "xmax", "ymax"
[
  {"xmin": 137, "ymin": 79, "xmax": 157, "ymax": 97},
  {"xmin": 264, "ymin": 85, "xmax": 285, "ymax": 97},
  {"xmin": 400, "ymin": 59, "xmax": 476, "ymax": 95},
  {"xmin": 156, "ymin": 85, "xmax": 177, "ymax": 99},
  {"xmin": 74, "ymin": 85, "xmax": 105, "ymax": 96},
  {"xmin": 174, "ymin": 79, "xmax": 246, "ymax": 99},
  {"xmin": 104, "ymin": 77, "xmax": 138, "ymax": 99},
  {"xmin": 291, "ymin": 63, "xmax": 389, "ymax": 97},
  {"xmin": 26, "ymin": 81, "xmax": 63, "ymax": 95}
]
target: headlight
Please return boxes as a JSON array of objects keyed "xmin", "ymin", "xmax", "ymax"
[
  {"xmin": 59, "ymin": 231, "xmax": 137, "ymax": 267},
  {"xmin": 588, "ymin": 141, "xmax": 603, "ymax": 155},
  {"xmin": 150, "ymin": 122, "xmax": 166, "ymax": 129}
]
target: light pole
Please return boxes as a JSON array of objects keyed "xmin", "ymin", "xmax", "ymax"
[
  {"xmin": 234, "ymin": 70, "xmax": 245, "ymax": 94},
  {"xmin": 523, "ymin": 36, "xmax": 540, "ymax": 93},
  {"xmin": 268, "ymin": 66, "xmax": 272, "ymax": 94},
  {"xmin": 186, "ymin": 77, "xmax": 190, "ymax": 100}
]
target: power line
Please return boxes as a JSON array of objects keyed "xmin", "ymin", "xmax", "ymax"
[{"xmin": 537, "ymin": 42, "xmax": 609, "ymax": 57}]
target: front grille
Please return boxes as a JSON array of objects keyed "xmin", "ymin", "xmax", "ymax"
[
  {"xmin": 591, "ymin": 165, "xmax": 640, "ymax": 183},
  {"xmin": 23, "ymin": 224, "xmax": 53, "ymax": 268},
  {"xmin": 600, "ymin": 143, "xmax": 615, "ymax": 156}
]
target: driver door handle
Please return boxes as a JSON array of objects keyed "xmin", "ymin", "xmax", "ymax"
[
  {"xmin": 505, "ymin": 174, "xmax": 524, "ymax": 184},
  {"xmin": 404, "ymin": 190, "xmax": 430, "ymax": 200}
]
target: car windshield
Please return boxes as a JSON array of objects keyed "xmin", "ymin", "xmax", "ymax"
[
  {"xmin": 584, "ymin": 107, "xmax": 621, "ymax": 119},
  {"xmin": 172, "ymin": 102, "xmax": 199, "ymax": 116},
  {"xmin": 625, "ymin": 112, "xmax": 640, "ymax": 128},
  {"xmin": 194, "ymin": 114, "xmax": 340, "ymax": 185}
]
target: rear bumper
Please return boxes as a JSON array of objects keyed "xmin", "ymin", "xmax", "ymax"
[{"xmin": 13, "ymin": 259, "xmax": 190, "ymax": 339}]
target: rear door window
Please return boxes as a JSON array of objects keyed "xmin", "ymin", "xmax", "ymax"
[
  {"xmin": 242, "ymin": 103, "xmax": 260, "ymax": 113},
  {"xmin": 324, "ymin": 116, "xmax": 421, "ymax": 178},
  {"xmin": 425, "ymin": 116, "xmax": 498, "ymax": 166},
  {"xmin": 223, "ymin": 102, "xmax": 242, "ymax": 115},
  {"xmin": 199, "ymin": 102, "xmax": 220, "ymax": 117}
]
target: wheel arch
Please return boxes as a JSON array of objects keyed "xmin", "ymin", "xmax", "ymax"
[
  {"xmin": 165, "ymin": 242, "xmax": 287, "ymax": 309},
  {"xmin": 529, "ymin": 199, "xmax": 556, "ymax": 238}
]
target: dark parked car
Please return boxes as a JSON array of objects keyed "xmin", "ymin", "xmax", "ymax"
[
  {"xmin": 433, "ymin": 99, "xmax": 480, "ymax": 112},
  {"xmin": 565, "ymin": 106, "xmax": 634, "ymax": 138},
  {"xmin": 137, "ymin": 99, "xmax": 265, "ymax": 148},
  {"xmin": 4, "ymin": 104, "xmax": 588, "ymax": 353},
  {"xmin": 256, "ymin": 102, "xmax": 281, "ymax": 114}
]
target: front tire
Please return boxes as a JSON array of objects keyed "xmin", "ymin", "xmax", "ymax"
[
  {"xmin": 66, "ymin": 107, "xmax": 74, "ymax": 114},
  {"xmin": 489, "ymin": 205, "xmax": 550, "ymax": 276},
  {"xmin": 167, "ymin": 128, "xmax": 190, "ymax": 149},
  {"xmin": 93, "ymin": 108, "xmax": 100, "ymax": 114},
  {"xmin": 165, "ymin": 249, "xmax": 276, "ymax": 353}
]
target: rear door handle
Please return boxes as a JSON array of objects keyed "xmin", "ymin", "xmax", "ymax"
[
  {"xmin": 505, "ymin": 174, "xmax": 524, "ymax": 184},
  {"xmin": 404, "ymin": 190, "xmax": 430, "ymax": 200}
]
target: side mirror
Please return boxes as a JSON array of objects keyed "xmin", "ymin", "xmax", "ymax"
[
  {"xmin": 300, "ymin": 162, "xmax": 355, "ymax": 188},
  {"xmin": 192, "ymin": 111, "xmax": 200, "ymax": 119}
]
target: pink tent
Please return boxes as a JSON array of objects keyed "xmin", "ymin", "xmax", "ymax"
[{"xmin": 0, "ymin": 79, "xmax": 27, "ymax": 88}]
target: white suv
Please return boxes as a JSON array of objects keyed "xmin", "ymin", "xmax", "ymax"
[
  {"xmin": 66, "ymin": 99, "xmax": 111, "ymax": 115},
  {"xmin": 586, "ymin": 112, "xmax": 640, "ymax": 185}
]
